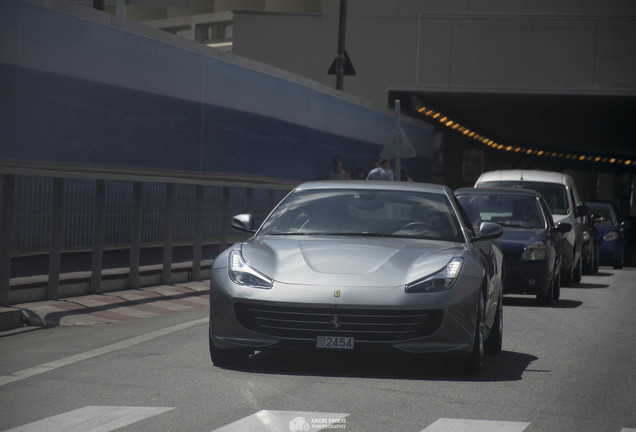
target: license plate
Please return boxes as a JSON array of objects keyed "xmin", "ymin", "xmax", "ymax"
[{"xmin": 316, "ymin": 336, "xmax": 354, "ymax": 350}]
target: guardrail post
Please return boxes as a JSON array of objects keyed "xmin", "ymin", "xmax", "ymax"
[
  {"xmin": 191, "ymin": 184, "xmax": 203, "ymax": 280},
  {"xmin": 129, "ymin": 181, "xmax": 142, "ymax": 289},
  {"xmin": 220, "ymin": 186, "xmax": 230, "ymax": 252},
  {"xmin": 246, "ymin": 187, "xmax": 254, "ymax": 213},
  {"xmin": 268, "ymin": 188, "xmax": 277, "ymax": 211},
  {"xmin": 48, "ymin": 177, "xmax": 64, "ymax": 300},
  {"xmin": 0, "ymin": 175, "xmax": 16, "ymax": 306},
  {"xmin": 90, "ymin": 179, "xmax": 106, "ymax": 293},
  {"xmin": 161, "ymin": 183, "xmax": 175, "ymax": 285}
]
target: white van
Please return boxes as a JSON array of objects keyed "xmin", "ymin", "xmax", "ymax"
[{"xmin": 474, "ymin": 170, "xmax": 587, "ymax": 286}]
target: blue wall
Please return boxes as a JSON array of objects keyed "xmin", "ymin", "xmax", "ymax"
[{"xmin": 0, "ymin": 0, "xmax": 433, "ymax": 182}]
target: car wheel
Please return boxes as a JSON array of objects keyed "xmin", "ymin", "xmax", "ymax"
[
  {"xmin": 537, "ymin": 277, "xmax": 554, "ymax": 306},
  {"xmin": 560, "ymin": 259, "xmax": 573, "ymax": 287},
  {"xmin": 584, "ymin": 248, "xmax": 595, "ymax": 275},
  {"xmin": 552, "ymin": 271, "xmax": 561, "ymax": 301},
  {"xmin": 614, "ymin": 249, "xmax": 624, "ymax": 269},
  {"xmin": 593, "ymin": 244, "xmax": 600, "ymax": 273},
  {"xmin": 209, "ymin": 334, "xmax": 251, "ymax": 369},
  {"xmin": 573, "ymin": 255, "xmax": 582, "ymax": 284},
  {"xmin": 484, "ymin": 292, "xmax": 503, "ymax": 354},
  {"xmin": 462, "ymin": 291, "xmax": 485, "ymax": 375}
]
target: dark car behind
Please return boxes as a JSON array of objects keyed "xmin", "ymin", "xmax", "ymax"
[
  {"xmin": 456, "ymin": 187, "xmax": 571, "ymax": 305},
  {"xmin": 587, "ymin": 201, "xmax": 629, "ymax": 269}
]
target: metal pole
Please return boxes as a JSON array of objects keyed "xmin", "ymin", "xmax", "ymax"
[
  {"xmin": 192, "ymin": 185, "xmax": 203, "ymax": 281},
  {"xmin": 335, "ymin": 0, "xmax": 348, "ymax": 91},
  {"xmin": 48, "ymin": 178, "xmax": 64, "ymax": 300},
  {"xmin": 219, "ymin": 186, "xmax": 230, "ymax": 252},
  {"xmin": 129, "ymin": 181, "xmax": 142, "ymax": 289},
  {"xmin": 161, "ymin": 183, "xmax": 175, "ymax": 285},
  {"xmin": 394, "ymin": 100, "xmax": 402, "ymax": 182},
  {"xmin": 90, "ymin": 179, "xmax": 106, "ymax": 294},
  {"xmin": 0, "ymin": 175, "xmax": 16, "ymax": 306}
]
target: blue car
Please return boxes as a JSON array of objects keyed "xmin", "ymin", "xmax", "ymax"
[
  {"xmin": 456, "ymin": 187, "xmax": 571, "ymax": 305},
  {"xmin": 587, "ymin": 202, "xmax": 628, "ymax": 269}
]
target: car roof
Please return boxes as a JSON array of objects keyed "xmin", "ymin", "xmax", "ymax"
[
  {"xmin": 455, "ymin": 187, "xmax": 542, "ymax": 198},
  {"xmin": 476, "ymin": 169, "xmax": 573, "ymax": 185},
  {"xmin": 295, "ymin": 180, "xmax": 453, "ymax": 195}
]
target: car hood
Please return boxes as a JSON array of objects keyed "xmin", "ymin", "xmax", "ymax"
[
  {"xmin": 496, "ymin": 228, "xmax": 547, "ymax": 252},
  {"xmin": 240, "ymin": 235, "xmax": 465, "ymax": 286}
]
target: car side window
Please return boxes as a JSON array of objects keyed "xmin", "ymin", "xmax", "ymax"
[
  {"xmin": 537, "ymin": 197, "xmax": 554, "ymax": 229},
  {"xmin": 567, "ymin": 186, "xmax": 578, "ymax": 215}
]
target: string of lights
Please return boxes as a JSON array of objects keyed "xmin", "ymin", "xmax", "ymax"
[{"xmin": 416, "ymin": 105, "xmax": 634, "ymax": 168}]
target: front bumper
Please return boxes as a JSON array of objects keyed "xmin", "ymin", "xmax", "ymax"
[
  {"xmin": 502, "ymin": 260, "xmax": 552, "ymax": 295},
  {"xmin": 599, "ymin": 241, "xmax": 622, "ymax": 264},
  {"xmin": 209, "ymin": 269, "xmax": 481, "ymax": 356}
]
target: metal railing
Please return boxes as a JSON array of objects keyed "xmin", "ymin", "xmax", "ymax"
[{"xmin": 0, "ymin": 161, "xmax": 297, "ymax": 306}]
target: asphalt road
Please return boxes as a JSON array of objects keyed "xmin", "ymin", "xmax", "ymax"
[{"xmin": 1, "ymin": 267, "xmax": 635, "ymax": 432}]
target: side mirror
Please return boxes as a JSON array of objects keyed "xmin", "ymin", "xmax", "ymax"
[
  {"xmin": 474, "ymin": 221, "xmax": 503, "ymax": 241},
  {"xmin": 231, "ymin": 214, "xmax": 255, "ymax": 233},
  {"xmin": 552, "ymin": 222, "xmax": 572, "ymax": 233},
  {"xmin": 576, "ymin": 204, "xmax": 589, "ymax": 218}
]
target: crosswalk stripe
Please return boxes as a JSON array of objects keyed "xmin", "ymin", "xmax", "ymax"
[
  {"xmin": 212, "ymin": 410, "xmax": 349, "ymax": 432},
  {"xmin": 2, "ymin": 406, "xmax": 174, "ymax": 432},
  {"xmin": 421, "ymin": 418, "xmax": 531, "ymax": 432}
]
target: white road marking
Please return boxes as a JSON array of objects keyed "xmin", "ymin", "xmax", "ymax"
[
  {"xmin": 3, "ymin": 406, "xmax": 174, "ymax": 432},
  {"xmin": 212, "ymin": 410, "xmax": 349, "ymax": 432},
  {"xmin": 421, "ymin": 418, "xmax": 531, "ymax": 432},
  {"xmin": 0, "ymin": 317, "xmax": 207, "ymax": 387}
]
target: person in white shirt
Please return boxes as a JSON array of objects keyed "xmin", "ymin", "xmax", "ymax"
[
  {"xmin": 366, "ymin": 158, "xmax": 393, "ymax": 181},
  {"xmin": 327, "ymin": 155, "xmax": 350, "ymax": 180}
]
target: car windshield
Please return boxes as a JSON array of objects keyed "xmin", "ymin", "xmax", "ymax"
[
  {"xmin": 458, "ymin": 194, "xmax": 546, "ymax": 229},
  {"xmin": 258, "ymin": 188, "xmax": 466, "ymax": 242},
  {"xmin": 478, "ymin": 181, "xmax": 568, "ymax": 215},
  {"xmin": 589, "ymin": 206, "xmax": 617, "ymax": 225}
]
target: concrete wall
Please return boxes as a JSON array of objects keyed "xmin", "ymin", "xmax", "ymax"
[
  {"xmin": 233, "ymin": 0, "xmax": 636, "ymax": 108},
  {"xmin": 0, "ymin": 0, "xmax": 434, "ymax": 183}
]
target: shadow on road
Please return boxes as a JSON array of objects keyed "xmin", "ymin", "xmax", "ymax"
[
  {"xmin": 569, "ymin": 282, "xmax": 611, "ymax": 289},
  {"xmin": 503, "ymin": 296, "xmax": 583, "ymax": 308},
  {"xmin": 228, "ymin": 348, "xmax": 537, "ymax": 383}
]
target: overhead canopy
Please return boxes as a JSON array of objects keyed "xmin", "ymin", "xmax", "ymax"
[{"xmin": 390, "ymin": 88, "xmax": 636, "ymax": 171}]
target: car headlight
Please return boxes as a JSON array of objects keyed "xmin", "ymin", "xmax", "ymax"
[
  {"xmin": 603, "ymin": 231, "xmax": 619, "ymax": 242},
  {"xmin": 582, "ymin": 230, "xmax": 591, "ymax": 242},
  {"xmin": 405, "ymin": 257, "xmax": 464, "ymax": 293},
  {"xmin": 228, "ymin": 250, "xmax": 273, "ymax": 289},
  {"xmin": 521, "ymin": 242, "xmax": 547, "ymax": 260}
]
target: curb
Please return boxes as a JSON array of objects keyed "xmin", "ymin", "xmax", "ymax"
[{"xmin": 3, "ymin": 280, "xmax": 210, "ymax": 329}]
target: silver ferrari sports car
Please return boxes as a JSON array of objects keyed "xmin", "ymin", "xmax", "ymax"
[{"xmin": 209, "ymin": 181, "xmax": 504, "ymax": 374}]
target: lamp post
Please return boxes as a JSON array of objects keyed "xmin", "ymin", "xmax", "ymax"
[{"xmin": 335, "ymin": 0, "xmax": 347, "ymax": 91}]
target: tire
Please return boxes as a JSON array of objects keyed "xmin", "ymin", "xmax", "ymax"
[
  {"xmin": 560, "ymin": 258, "xmax": 573, "ymax": 287},
  {"xmin": 552, "ymin": 271, "xmax": 561, "ymax": 300},
  {"xmin": 462, "ymin": 291, "xmax": 485, "ymax": 375},
  {"xmin": 537, "ymin": 278, "xmax": 554, "ymax": 306},
  {"xmin": 573, "ymin": 255, "xmax": 582, "ymax": 284},
  {"xmin": 614, "ymin": 249, "xmax": 624, "ymax": 269},
  {"xmin": 484, "ymin": 293, "xmax": 503, "ymax": 354},
  {"xmin": 584, "ymin": 248, "xmax": 595, "ymax": 275},
  {"xmin": 593, "ymin": 244, "xmax": 600, "ymax": 274},
  {"xmin": 209, "ymin": 334, "xmax": 251, "ymax": 369}
]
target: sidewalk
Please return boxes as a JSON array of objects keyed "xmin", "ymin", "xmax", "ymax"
[{"xmin": 0, "ymin": 280, "xmax": 210, "ymax": 331}]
